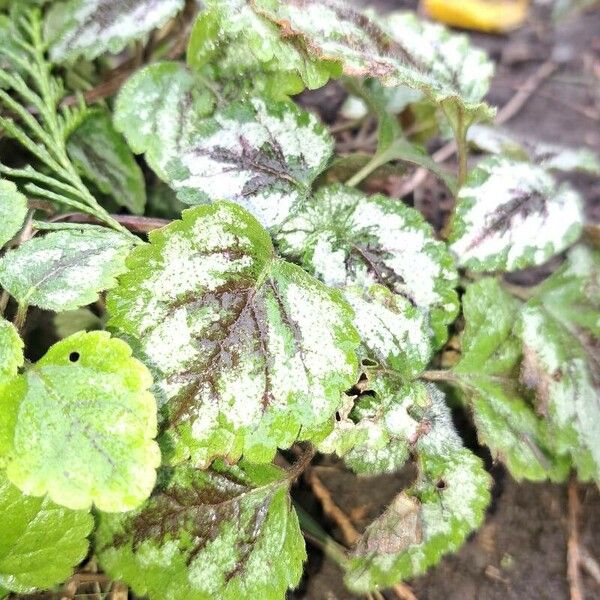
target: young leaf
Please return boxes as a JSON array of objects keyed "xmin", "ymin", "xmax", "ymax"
[
  {"xmin": 344, "ymin": 384, "xmax": 491, "ymax": 592},
  {"xmin": 0, "ymin": 471, "xmax": 93, "ymax": 594},
  {"xmin": 187, "ymin": 0, "xmax": 335, "ymax": 97},
  {"xmin": 54, "ymin": 308, "xmax": 103, "ymax": 338},
  {"xmin": 518, "ymin": 305, "xmax": 600, "ymax": 482},
  {"xmin": 453, "ymin": 279, "xmax": 569, "ymax": 481},
  {"xmin": 277, "ymin": 184, "xmax": 459, "ymax": 347},
  {"xmin": 107, "ymin": 203, "xmax": 360, "ymax": 466},
  {"xmin": 0, "ymin": 318, "xmax": 23, "ymax": 379},
  {"xmin": 0, "ymin": 179, "xmax": 27, "ymax": 248},
  {"xmin": 67, "ymin": 110, "xmax": 146, "ymax": 215},
  {"xmin": 343, "ymin": 285, "xmax": 432, "ymax": 380},
  {"xmin": 113, "ymin": 62, "xmax": 215, "ymax": 181},
  {"xmin": 45, "ymin": 0, "xmax": 185, "ymax": 62},
  {"xmin": 160, "ymin": 97, "xmax": 334, "ymax": 229},
  {"xmin": 96, "ymin": 462, "xmax": 305, "ymax": 600},
  {"xmin": 449, "ymin": 157, "xmax": 583, "ymax": 272},
  {"xmin": 252, "ymin": 1, "xmax": 494, "ymax": 123},
  {"xmin": 0, "ymin": 228, "xmax": 133, "ymax": 312},
  {"xmin": 0, "ymin": 331, "xmax": 160, "ymax": 512},
  {"xmin": 320, "ymin": 373, "xmax": 429, "ymax": 475}
]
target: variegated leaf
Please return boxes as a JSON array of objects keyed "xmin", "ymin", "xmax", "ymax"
[
  {"xmin": 45, "ymin": 0, "xmax": 185, "ymax": 62},
  {"xmin": 113, "ymin": 62, "xmax": 215, "ymax": 182},
  {"xmin": 449, "ymin": 157, "xmax": 583, "ymax": 272},
  {"xmin": 187, "ymin": 0, "xmax": 335, "ymax": 98},
  {"xmin": 516, "ymin": 247, "xmax": 600, "ymax": 482},
  {"xmin": 319, "ymin": 372, "xmax": 429, "ymax": 475},
  {"xmin": 343, "ymin": 285, "xmax": 432, "ymax": 379},
  {"xmin": 344, "ymin": 384, "xmax": 491, "ymax": 592},
  {"xmin": 0, "ymin": 227, "xmax": 133, "ymax": 311},
  {"xmin": 0, "ymin": 318, "xmax": 22, "ymax": 380},
  {"xmin": 277, "ymin": 184, "xmax": 459, "ymax": 348},
  {"xmin": 96, "ymin": 462, "xmax": 305, "ymax": 600},
  {"xmin": 454, "ymin": 279, "xmax": 570, "ymax": 482},
  {"xmin": 252, "ymin": 1, "xmax": 494, "ymax": 123},
  {"xmin": 0, "ymin": 331, "xmax": 160, "ymax": 512},
  {"xmin": 67, "ymin": 110, "xmax": 146, "ymax": 215},
  {"xmin": 162, "ymin": 97, "xmax": 334, "ymax": 229},
  {"xmin": 107, "ymin": 203, "xmax": 360, "ymax": 467},
  {"xmin": 468, "ymin": 125, "xmax": 600, "ymax": 175},
  {"xmin": 0, "ymin": 472, "xmax": 93, "ymax": 594},
  {"xmin": 0, "ymin": 179, "xmax": 27, "ymax": 248}
]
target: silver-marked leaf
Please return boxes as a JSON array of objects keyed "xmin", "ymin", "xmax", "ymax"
[
  {"xmin": 163, "ymin": 97, "xmax": 334, "ymax": 229},
  {"xmin": 0, "ymin": 179, "xmax": 27, "ymax": 248},
  {"xmin": 532, "ymin": 245, "xmax": 600, "ymax": 338},
  {"xmin": 453, "ymin": 279, "xmax": 570, "ymax": 481},
  {"xmin": 0, "ymin": 471, "xmax": 93, "ymax": 594},
  {"xmin": 0, "ymin": 227, "xmax": 133, "ymax": 311},
  {"xmin": 45, "ymin": 0, "xmax": 185, "ymax": 62},
  {"xmin": 187, "ymin": 0, "xmax": 336, "ymax": 98},
  {"xmin": 252, "ymin": 1, "xmax": 494, "ymax": 123},
  {"xmin": 449, "ymin": 157, "xmax": 583, "ymax": 272},
  {"xmin": 531, "ymin": 143, "xmax": 600, "ymax": 176},
  {"xmin": 343, "ymin": 285, "xmax": 432, "ymax": 379},
  {"xmin": 96, "ymin": 462, "xmax": 305, "ymax": 600},
  {"xmin": 68, "ymin": 110, "xmax": 146, "ymax": 215},
  {"xmin": 468, "ymin": 125, "xmax": 600, "ymax": 175},
  {"xmin": 114, "ymin": 62, "xmax": 215, "ymax": 182},
  {"xmin": 516, "ymin": 249, "xmax": 600, "ymax": 482},
  {"xmin": 277, "ymin": 184, "xmax": 459, "ymax": 348},
  {"xmin": 320, "ymin": 373, "xmax": 429, "ymax": 475},
  {"xmin": 107, "ymin": 203, "xmax": 360, "ymax": 467},
  {"xmin": 0, "ymin": 318, "xmax": 23, "ymax": 380},
  {"xmin": 344, "ymin": 384, "xmax": 491, "ymax": 592},
  {"xmin": 0, "ymin": 331, "xmax": 160, "ymax": 512}
]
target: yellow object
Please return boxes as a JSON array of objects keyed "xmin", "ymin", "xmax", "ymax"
[{"xmin": 421, "ymin": 0, "xmax": 529, "ymax": 33}]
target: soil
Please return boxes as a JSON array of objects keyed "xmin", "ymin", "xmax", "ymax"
[{"xmin": 292, "ymin": 2, "xmax": 600, "ymax": 599}]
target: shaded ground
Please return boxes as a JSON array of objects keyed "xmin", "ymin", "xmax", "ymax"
[{"xmin": 293, "ymin": 2, "xmax": 600, "ymax": 599}]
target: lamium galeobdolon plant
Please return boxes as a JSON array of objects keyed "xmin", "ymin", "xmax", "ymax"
[{"xmin": 0, "ymin": 0, "xmax": 598, "ymax": 598}]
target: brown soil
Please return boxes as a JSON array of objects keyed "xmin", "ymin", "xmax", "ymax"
[{"xmin": 293, "ymin": 2, "xmax": 600, "ymax": 599}]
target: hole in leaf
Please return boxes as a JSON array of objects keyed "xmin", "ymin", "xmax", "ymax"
[
  {"xmin": 361, "ymin": 358, "xmax": 378, "ymax": 367},
  {"xmin": 69, "ymin": 352, "xmax": 80, "ymax": 362},
  {"xmin": 436, "ymin": 479, "xmax": 446, "ymax": 490},
  {"xmin": 335, "ymin": 411, "xmax": 341, "ymax": 422}
]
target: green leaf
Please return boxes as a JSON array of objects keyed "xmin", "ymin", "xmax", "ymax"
[
  {"xmin": 277, "ymin": 184, "xmax": 459, "ymax": 348},
  {"xmin": 532, "ymin": 245, "xmax": 600, "ymax": 338},
  {"xmin": 343, "ymin": 384, "xmax": 491, "ymax": 592},
  {"xmin": 449, "ymin": 156, "xmax": 583, "ymax": 272},
  {"xmin": 517, "ymin": 250, "xmax": 600, "ymax": 482},
  {"xmin": 252, "ymin": 2, "xmax": 494, "ymax": 123},
  {"xmin": 114, "ymin": 62, "xmax": 215, "ymax": 181},
  {"xmin": 160, "ymin": 97, "xmax": 334, "ymax": 229},
  {"xmin": 54, "ymin": 308, "xmax": 103, "ymax": 338},
  {"xmin": 320, "ymin": 373, "xmax": 430, "ymax": 475},
  {"xmin": 0, "ymin": 228, "xmax": 133, "ymax": 311},
  {"xmin": 0, "ymin": 179, "xmax": 27, "ymax": 248},
  {"xmin": 0, "ymin": 330, "xmax": 160, "ymax": 512},
  {"xmin": 453, "ymin": 279, "xmax": 569, "ymax": 481},
  {"xmin": 96, "ymin": 462, "xmax": 305, "ymax": 600},
  {"xmin": 187, "ymin": 0, "xmax": 335, "ymax": 97},
  {"xmin": 67, "ymin": 110, "xmax": 146, "ymax": 215},
  {"xmin": 0, "ymin": 471, "xmax": 93, "ymax": 594},
  {"xmin": 45, "ymin": 0, "xmax": 185, "ymax": 62},
  {"xmin": 342, "ymin": 285, "xmax": 432, "ymax": 379},
  {"xmin": 0, "ymin": 318, "xmax": 23, "ymax": 379},
  {"xmin": 107, "ymin": 203, "xmax": 360, "ymax": 466}
]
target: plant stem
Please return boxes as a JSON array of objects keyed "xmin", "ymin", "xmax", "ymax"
[
  {"xmin": 454, "ymin": 107, "xmax": 469, "ymax": 189},
  {"xmin": 420, "ymin": 369, "xmax": 459, "ymax": 383},
  {"xmin": 293, "ymin": 502, "xmax": 349, "ymax": 567},
  {"xmin": 13, "ymin": 303, "xmax": 28, "ymax": 334}
]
